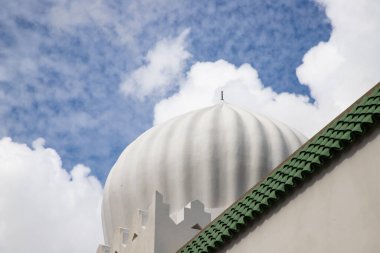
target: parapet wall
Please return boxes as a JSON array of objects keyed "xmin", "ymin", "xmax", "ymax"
[{"xmin": 97, "ymin": 191, "xmax": 211, "ymax": 253}]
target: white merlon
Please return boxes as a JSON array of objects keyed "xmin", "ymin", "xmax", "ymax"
[
  {"xmin": 97, "ymin": 191, "xmax": 211, "ymax": 253},
  {"xmin": 96, "ymin": 245, "xmax": 110, "ymax": 253}
]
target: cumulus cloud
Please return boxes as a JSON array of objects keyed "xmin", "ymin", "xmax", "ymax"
[
  {"xmin": 154, "ymin": 0, "xmax": 380, "ymax": 137},
  {"xmin": 154, "ymin": 60, "xmax": 323, "ymax": 136},
  {"xmin": 297, "ymin": 0, "xmax": 380, "ymax": 111},
  {"xmin": 0, "ymin": 137, "xmax": 103, "ymax": 253},
  {"xmin": 120, "ymin": 29, "xmax": 191, "ymax": 99}
]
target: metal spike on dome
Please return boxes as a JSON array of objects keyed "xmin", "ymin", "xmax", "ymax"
[{"xmin": 221, "ymin": 90, "xmax": 224, "ymax": 101}]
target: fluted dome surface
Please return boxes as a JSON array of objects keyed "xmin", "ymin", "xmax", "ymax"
[{"xmin": 102, "ymin": 103, "xmax": 306, "ymax": 244}]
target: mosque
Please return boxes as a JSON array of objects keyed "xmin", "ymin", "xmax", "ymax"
[{"xmin": 97, "ymin": 83, "xmax": 380, "ymax": 253}]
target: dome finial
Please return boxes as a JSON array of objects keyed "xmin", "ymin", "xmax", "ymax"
[{"xmin": 221, "ymin": 90, "xmax": 224, "ymax": 101}]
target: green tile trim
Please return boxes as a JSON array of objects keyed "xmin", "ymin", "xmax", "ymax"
[{"xmin": 178, "ymin": 83, "xmax": 380, "ymax": 253}]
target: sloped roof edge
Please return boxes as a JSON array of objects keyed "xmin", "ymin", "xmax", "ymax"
[{"xmin": 178, "ymin": 82, "xmax": 380, "ymax": 253}]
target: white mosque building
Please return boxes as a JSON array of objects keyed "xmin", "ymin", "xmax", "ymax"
[{"xmin": 97, "ymin": 83, "xmax": 380, "ymax": 253}]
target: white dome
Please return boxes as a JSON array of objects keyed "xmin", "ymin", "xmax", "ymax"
[{"xmin": 102, "ymin": 102, "xmax": 306, "ymax": 244}]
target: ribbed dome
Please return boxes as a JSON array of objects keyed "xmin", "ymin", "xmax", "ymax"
[{"xmin": 102, "ymin": 102, "xmax": 306, "ymax": 244}]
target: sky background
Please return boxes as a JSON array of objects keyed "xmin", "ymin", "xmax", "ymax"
[{"xmin": 0, "ymin": 0, "xmax": 379, "ymax": 252}]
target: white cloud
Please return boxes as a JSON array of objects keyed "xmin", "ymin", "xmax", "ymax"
[
  {"xmin": 297, "ymin": 0, "xmax": 380, "ymax": 111},
  {"xmin": 120, "ymin": 29, "xmax": 191, "ymax": 99},
  {"xmin": 0, "ymin": 137, "xmax": 103, "ymax": 253},
  {"xmin": 154, "ymin": 60, "xmax": 323, "ymax": 136},
  {"xmin": 154, "ymin": 0, "xmax": 380, "ymax": 138}
]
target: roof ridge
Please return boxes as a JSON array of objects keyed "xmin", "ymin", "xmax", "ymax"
[{"xmin": 178, "ymin": 82, "xmax": 380, "ymax": 253}]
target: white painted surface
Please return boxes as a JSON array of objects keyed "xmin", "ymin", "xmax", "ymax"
[
  {"xmin": 101, "ymin": 102, "xmax": 306, "ymax": 247},
  {"xmin": 98, "ymin": 191, "xmax": 211, "ymax": 253},
  {"xmin": 223, "ymin": 126, "xmax": 380, "ymax": 253}
]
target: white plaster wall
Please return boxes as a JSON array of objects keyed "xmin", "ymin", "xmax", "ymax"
[
  {"xmin": 222, "ymin": 126, "xmax": 380, "ymax": 253},
  {"xmin": 103, "ymin": 191, "xmax": 211, "ymax": 253}
]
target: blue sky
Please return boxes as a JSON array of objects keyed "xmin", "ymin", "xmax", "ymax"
[
  {"xmin": 0, "ymin": 0, "xmax": 331, "ymax": 181},
  {"xmin": 1, "ymin": 0, "xmax": 380, "ymax": 252}
]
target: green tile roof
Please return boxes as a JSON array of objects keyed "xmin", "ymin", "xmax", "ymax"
[{"xmin": 178, "ymin": 83, "xmax": 380, "ymax": 253}]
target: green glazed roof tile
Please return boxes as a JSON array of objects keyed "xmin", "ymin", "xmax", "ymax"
[{"xmin": 178, "ymin": 83, "xmax": 380, "ymax": 253}]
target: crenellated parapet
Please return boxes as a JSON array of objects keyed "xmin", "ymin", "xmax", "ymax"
[{"xmin": 97, "ymin": 191, "xmax": 211, "ymax": 253}]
